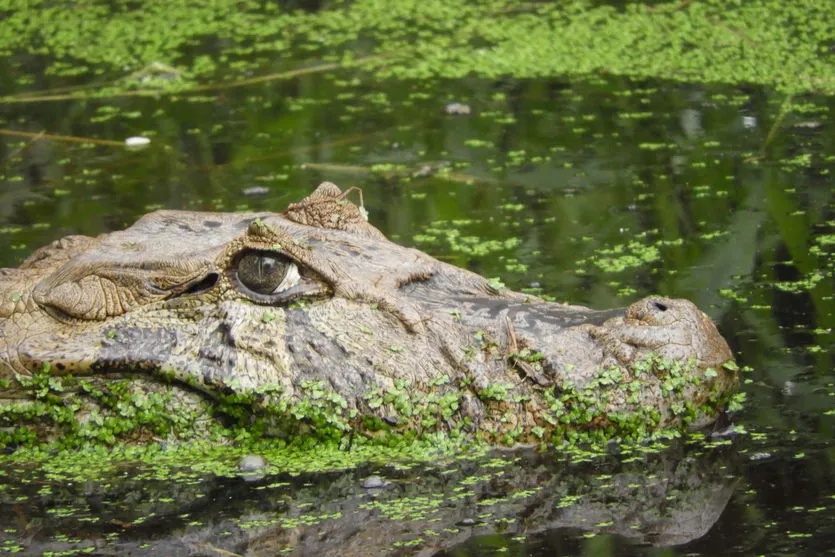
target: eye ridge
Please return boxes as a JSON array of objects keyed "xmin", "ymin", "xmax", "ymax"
[{"xmin": 235, "ymin": 249, "xmax": 298, "ymax": 296}]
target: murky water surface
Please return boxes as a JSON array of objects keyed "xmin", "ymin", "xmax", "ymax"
[{"xmin": 0, "ymin": 11, "xmax": 833, "ymax": 556}]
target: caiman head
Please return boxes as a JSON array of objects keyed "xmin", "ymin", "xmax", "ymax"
[{"xmin": 0, "ymin": 183, "xmax": 737, "ymax": 446}]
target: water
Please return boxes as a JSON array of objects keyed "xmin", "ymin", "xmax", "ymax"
[{"xmin": 1, "ymin": 12, "xmax": 833, "ymax": 557}]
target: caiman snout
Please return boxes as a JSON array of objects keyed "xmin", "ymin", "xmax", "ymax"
[{"xmin": 621, "ymin": 295, "xmax": 734, "ymax": 366}]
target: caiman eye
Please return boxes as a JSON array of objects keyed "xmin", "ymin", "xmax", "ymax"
[{"xmin": 235, "ymin": 251, "xmax": 300, "ymax": 295}]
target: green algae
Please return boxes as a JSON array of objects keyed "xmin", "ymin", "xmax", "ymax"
[
  {"xmin": 589, "ymin": 241, "xmax": 661, "ymax": 274},
  {"xmin": 0, "ymin": 0, "xmax": 833, "ymax": 102},
  {"xmin": 5, "ymin": 435, "xmax": 487, "ymax": 486},
  {"xmin": 0, "ymin": 345, "xmax": 736, "ymax": 454}
]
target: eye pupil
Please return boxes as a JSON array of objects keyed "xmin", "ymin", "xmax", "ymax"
[
  {"xmin": 259, "ymin": 257, "xmax": 279, "ymax": 277},
  {"xmin": 237, "ymin": 251, "xmax": 288, "ymax": 295}
]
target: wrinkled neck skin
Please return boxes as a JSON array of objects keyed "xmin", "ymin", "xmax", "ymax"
[{"xmin": 0, "ymin": 183, "xmax": 737, "ymax": 444}]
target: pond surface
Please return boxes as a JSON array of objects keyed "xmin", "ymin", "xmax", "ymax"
[{"xmin": 0, "ymin": 1, "xmax": 833, "ymax": 555}]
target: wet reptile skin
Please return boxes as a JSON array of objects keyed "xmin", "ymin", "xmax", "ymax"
[{"xmin": 0, "ymin": 183, "xmax": 736, "ymax": 443}]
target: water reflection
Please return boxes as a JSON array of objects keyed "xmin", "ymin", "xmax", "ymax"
[{"xmin": 0, "ymin": 443, "xmax": 739, "ymax": 556}]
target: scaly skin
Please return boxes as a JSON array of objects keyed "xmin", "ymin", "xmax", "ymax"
[{"xmin": 0, "ymin": 183, "xmax": 737, "ymax": 446}]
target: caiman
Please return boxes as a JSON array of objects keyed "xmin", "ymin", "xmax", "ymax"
[{"xmin": 0, "ymin": 183, "xmax": 737, "ymax": 447}]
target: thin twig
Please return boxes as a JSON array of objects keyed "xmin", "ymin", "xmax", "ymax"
[
  {"xmin": 0, "ymin": 54, "xmax": 388, "ymax": 105},
  {"xmin": 0, "ymin": 129, "xmax": 125, "ymax": 146},
  {"xmin": 2, "ymin": 81, "xmax": 103, "ymax": 99},
  {"xmin": 195, "ymin": 543, "xmax": 244, "ymax": 557},
  {"xmin": 298, "ymin": 162, "xmax": 484, "ymax": 185},
  {"xmin": 646, "ymin": 0, "xmax": 693, "ymax": 13},
  {"xmin": 1, "ymin": 130, "xmax": 44, "ymax": 163},
  {"xmin": 201, "ymin": 133, "xmax": 383, "ymax": 172},
  {"xmin": 299, "ymin": 162, "xmax": 371, "ymax": 174},
  {"xmin": 710, "ymin": 18, "xmax": 761, "ymax": 46},
  {"xmin": 747, "ymin": 94, "xmax": 793, "ymax": 161}
]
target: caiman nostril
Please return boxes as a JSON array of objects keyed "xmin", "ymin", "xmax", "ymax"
[{"xmin": 653, "ymin": 301, "xmax": 668, "ymax": 312}]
